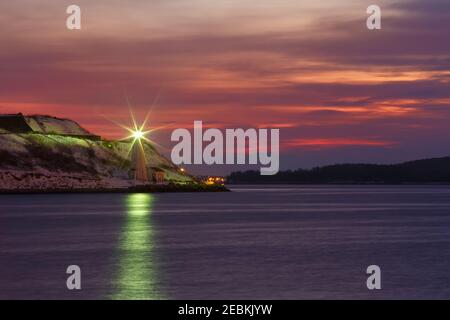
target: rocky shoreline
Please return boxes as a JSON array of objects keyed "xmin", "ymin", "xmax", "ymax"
[{"xmin": 0, "ymin": 183, "xmax": 229, "ymax": 194}]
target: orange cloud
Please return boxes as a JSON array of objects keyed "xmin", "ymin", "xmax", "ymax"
[{"xmin": 284, "ymin": 138, "xmax": 397, "ymax": 150}]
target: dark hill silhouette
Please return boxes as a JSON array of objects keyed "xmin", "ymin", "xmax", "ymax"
[{"xmin": 227, "ymin": 157, "xmax": 450, "ymax": 184}]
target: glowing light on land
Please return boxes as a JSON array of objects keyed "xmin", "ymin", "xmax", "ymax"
[
  {"xmin": 205, "ymin": 176, "xmax": 225, "ymax": 186},
  {"xmin": 133, "ymin": 130, "xmax": 145, "ymax": 140},
  {"xmin": 101, "ymin": 94, "xmax": 169, "ymax": 168},
  {"xmin": 112, "ymin": 105, "xmax": 160, "ymax": 165}
]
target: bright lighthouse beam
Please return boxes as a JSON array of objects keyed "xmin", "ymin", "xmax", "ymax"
[
  {"xmin": 102, "ymin": 99, "xmax": 169, "ymax": 168},
  {"xmin": 133, "ymin": 130, "xmax": 144, "ymax": 140}
]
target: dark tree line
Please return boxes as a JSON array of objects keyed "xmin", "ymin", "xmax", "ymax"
[{"xmin": 227, "ymin": 157, "xmax": 450, "ymax": 184}]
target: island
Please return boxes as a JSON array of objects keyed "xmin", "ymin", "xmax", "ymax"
[{"xmin": 0, "ymin": 113, "xmax": 227, "ymax": 193}]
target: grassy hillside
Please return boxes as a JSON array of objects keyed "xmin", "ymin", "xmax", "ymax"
[{"xmin": 0, "ymin": 115, "xmax": 194, "ymax": 190}]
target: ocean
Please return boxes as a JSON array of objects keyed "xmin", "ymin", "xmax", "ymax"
[{"xmin": 1, "ymin": 185, "xmax": 450, "ymax": 299}]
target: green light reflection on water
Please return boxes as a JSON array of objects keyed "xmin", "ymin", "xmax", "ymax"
[{"xmin": 112, "ymin": 193, "xmax": 164, "ymax": 300}]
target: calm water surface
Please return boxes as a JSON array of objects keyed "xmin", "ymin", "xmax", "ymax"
[{"xmin": 1, "ymin": 185, "xmax": 450, "ymax": 299}]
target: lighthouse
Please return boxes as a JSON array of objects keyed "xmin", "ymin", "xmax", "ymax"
[{"xmin": 131, "ymin": 131, "xmax": 149, "ymax": 183}]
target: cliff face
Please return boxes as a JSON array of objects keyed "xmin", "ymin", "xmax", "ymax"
[{"xmin": 0, "ymin": 115, "xmax": 193, "ymax": 191}]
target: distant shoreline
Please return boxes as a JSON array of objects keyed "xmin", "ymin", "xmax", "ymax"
[{"xmin": 227, "ymin": 156, "xmax": 450, "ymax": 185}]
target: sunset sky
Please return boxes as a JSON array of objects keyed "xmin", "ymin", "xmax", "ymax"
[{"xmin": 1, "ymin": 0, "xmax": 449, "ymax": 174}]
